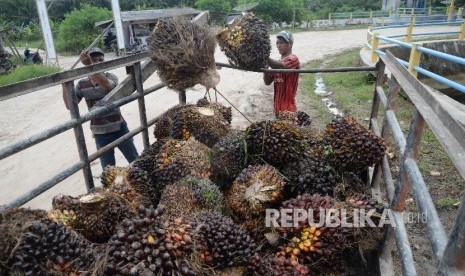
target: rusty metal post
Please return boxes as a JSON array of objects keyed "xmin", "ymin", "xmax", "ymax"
[
  {"xmin": 133, "ymin": 62, "xmax": 150, "ymax": 150},
  {"xmin": 390, "ymin": 109, "xmax": 425, "ymax": 213},
  {"xmin": 63, "ymin": 81, "xmax": 94, "ymax": 190},
  {"xmin": 179, "ymin": 90, "xmax": 187, "ymax": 105}
]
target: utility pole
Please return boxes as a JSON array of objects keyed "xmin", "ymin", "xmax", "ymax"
[{"xmin": 36, "ymin": 0, "xmax": 58, "ymax": 66}]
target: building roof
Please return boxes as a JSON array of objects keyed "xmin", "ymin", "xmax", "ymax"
[{"xmin": 95, "ymin": 8, "xmax": 203, "ymax": 27}]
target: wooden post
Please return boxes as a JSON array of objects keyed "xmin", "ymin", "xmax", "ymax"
[
  {"xmin": 179, "ymin": 91, "xmax": 186, "ymax": 105},
  {"xmin": 460, "ymin": 21, "xmax": 465, "ymax": 40}
]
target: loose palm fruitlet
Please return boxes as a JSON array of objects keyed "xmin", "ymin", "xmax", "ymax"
[
  {"xmin": 228, "ymin": 164, "xmax": 286, "ymax": 219},
  {"xmin": 323, "ymin": 115, "xmax": 386, "ymax": 172},
  {"xmin": 153, "ymin": 138, "xmax": 212, "ymax": 186},
  {"xmin": 106, "ymin": 205, "xmax": 196, "ymax": 275},
  {"xmin": 217, "ymin": 13, "xmax": 271, "ymax": 71},
  {"xmin": 147, "ymin": 18, "xmax": 219, "ymax": 91},
  {"xmin": 276, "ymin": 111, "xmax": 312, "ymax": 127},
  {"xmin": 196, "ymin": 97, "xmax": 233, "ymax": 124},
  {"xmin": 245, "ymin": 120, "xmax": 307, "ymax": 168},
  {"xmin": 192, "ymin": 212, "xmax": 256, "ymax": 267},
  {"xmin": 154, "ymin": 104, "xmax": 193, "ymax": 140},
  {"xmin": 280, "ymin": 151, "xmax": 337, "ymax": 196},
  {"xmin": 247, "ymin": 255, "xmax": 309, "ymax": 276},
  {"xmin": 211, "ymin": 130, "xmax": 247, "ymax": 189},
  {"xmin": 171, "ymin": 105, "xmax": 230, "ymax": 147},
  {"xmin": 12, "ymin": 220, "xmax": 94, "ymax": 275}
]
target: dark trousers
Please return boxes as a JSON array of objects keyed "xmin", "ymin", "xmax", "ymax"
[{"xmin": 94, "ymin": 122, "xmax": 138, "ymax": 170}]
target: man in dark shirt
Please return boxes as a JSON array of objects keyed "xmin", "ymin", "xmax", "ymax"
[{"xmin": 63, "ymin": 47, "xmax": 138, "ymax": 169}]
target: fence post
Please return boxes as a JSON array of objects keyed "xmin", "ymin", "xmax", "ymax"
[
  {"xmin": 350, "ymin": 12, "xmax": 353, "ymax": 20},
  {"xmin": 63, "ymin": 81, "xmax": 94, "ymax": 191},
  {"xmin": 370, "ymin": 11, "xmax": 373, "ymax": 19},
  {"xmin": 133, "ymin": 62, "xmax": 150, "ymax": 150},
  {"xmin": 382, "ymin": 17, "xmax": 385, "ymax": 26},
  {"xmin": 389, "ymin": 8, "xmax": 392, "ymax": 17},
  {"xmin": 408, "ymin": 44, "xmax": 421, "ymax": 78},
  {"xmin": 329, "ymin": 13, "xmax": 331, "ymax": 20},
  {"xmin": 447, "ymin": 0, "xmax": 455, "ymax": 22},
  {"xmin": 371, "ymin": 32, "xmax": 380, "ymax": 63},
  {"xmin": 460, "ymin": 21, "xmax": 465, "ymax": 40},
  {"xmin": 405, "ymin": 16, "xmax": 415, "ymax": 43},
  {"xmin": 179, "ymin": 91, "xmax": 187, "ymax": 104}
]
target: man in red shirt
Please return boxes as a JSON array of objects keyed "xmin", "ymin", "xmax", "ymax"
[{"xmin": 264, "ymin": 31, "xmax": 300, "ymax": 117}]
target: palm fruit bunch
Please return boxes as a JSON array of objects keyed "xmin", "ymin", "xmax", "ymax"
[
  {"xmin": 323, "ymin": 115, "xmax": 386, "ymax": 172},
  {"xmin": 154, "ymin": 104, "xmax": 193, "ymax": 140},
  {"xmin": 277, "ymin": 111, "xmax": 312, "ymax": 127},
  {"xmin": 177, "ymin": 176, "xmax": 224, "ymax": 213},
  {"xmin": 277, "ymin": 194, "xmax": 349, "ymax": 265},
  {"xmin": 163, "ymin": 218, "xmax": 194, "ymax": 257},
  {"xmin": 153, "ymin": 138, "xmax": 212, "ymax": 186},
  {"xmin": 133, "ymin": 139, "xmax": 165, "ymax": 174},
  {"xmin": 345, "ymin": 193, "xmax": 385, "ymax": 226},
  {"xmin": 196, "ymin": 97, "xmax": 233, "ymax": 124},
  {"xmin": 280, "ymin": 151, "xmax": 337, "ymax": 196},
  {"xmin": 147, "ymin": 18, "xmax": 219, "ymax": 91},
  {"xmin": 217, "ymin": 13, "xmax": 271, "ymax": 70},
  {"xmin": 12, "ymin": 220, "xmax": 94, "ymax": 275},
  {"xmin": 247, "ymin": 255, "xmax": 309, "ymax": 276},
  {"xmin": 106, "ymin": 205, "xmax": 196, "ymax": 275},
  {"xmin": 0, "ymin": 208, "xmax": 47, "ymax": 274},
  {"xmin": 228, "ymin": 164, "xmax": 286, "ymax": 219},
  {"xmin": 171, "ymin": 105, "xmax": 230, "ymax": 147},
  {"xmin": 70, "ymin": 192, "xmax": 131, "ymax": 243},
  {"xmin": 97, "ymin": 168, "xmax": 152, "ymax": 209},
  {"xmin": 192, "ymin": 212, "xmax": 256, "ymax": 267},
  {"xmin": 51, "ymin": 193, "xmax": 80, "ymax": 212},
  {"xmin": 211, "ymin": 130, "xmax": 247, "ymax": 189},
  {"xmin": 245, "ymin": 120, "xmax": 307, "ymax": 168}
]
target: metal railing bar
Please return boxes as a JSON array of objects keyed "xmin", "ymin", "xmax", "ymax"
[
  {"xmin": 215, "ymin": 62, "xmax": 376, "ymax": 74},
  {"xmin": 414, "ymin": 68, "xmax": 465, "ymax": 93},
  {"xmin": 404, "ymin": 157, "xmax": 448, "ymax": 259},
  {"xmin": 392, "ymin": 210, "xmax": 417, "ymax": 275},
  {"xmin": 0, "ymin": 82, "xmax": 165, "ymax": 161},
  {"xmin": 417, "ymin": 45, "xmax": 465, "ymax": 66},
  {"xmin": 376, "ymin": 85, "xmax": 388, "ymax": 107},
  {"xmin": 413, "ymin": 31, "xmax": 459, "ymax": 36},
  {"xmin": 3, "ymin": 161, "xmax": 86, "ymax": 209},
  {"xmin": 377, "ymin": 35, "xmax": 414, "ymax": 48},
  {"xmin": 0, "ymin": 52, "xmax": 149, "ymax": 101},
  {"xmin": 385, "ymin": 110, "xmax": 407, "ymax": 156},
  {"xmin": 373, "ymin": 21, "xmax": 462, "ymax": 31}
]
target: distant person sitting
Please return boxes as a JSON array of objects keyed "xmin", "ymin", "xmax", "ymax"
[
  {"xmin": 104, "ymin": 30, "xmax": 116, "ymax": 50},
  {"xmin": 62, "ymin": 47, "xmax": 139, "ymax": 169},
  {"xmin": 263, "ymin": 31, "xmax": 301, "ymax": 117}
]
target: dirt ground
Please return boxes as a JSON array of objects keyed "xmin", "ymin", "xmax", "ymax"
[{"xmin": 0, "ymin": 25, "xmax": 461, "ymax": 275}]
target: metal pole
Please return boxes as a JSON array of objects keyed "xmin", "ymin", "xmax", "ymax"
[
  {"xmin": 179, "ymin": 90, "xmax": 187, "ymax": 104},
  {"xmin": 63, "ymin": 81, "xmax": 94, "ymax": 190},
  {"xmin": 133, "ymin": 62, "xmax": 150, "ymax": 150}
]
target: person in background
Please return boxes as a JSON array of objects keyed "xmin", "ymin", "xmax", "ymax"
[
  {"xmin": 62, "ymin": 47, "xmax": 138, "ymax": 169},
  {"xmin": 263, "ymin": 30, "xmax": 301, "ymax": 117}
]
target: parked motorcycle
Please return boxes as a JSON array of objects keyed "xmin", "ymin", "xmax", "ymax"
[
  {"xmin": 126, "ymin": 37, "xmax": 148, "ymax": 55},
  {"xmin": 0, "ymin": 51, "xmax": 12, "ymax": 72},
  {"xmin": 24, "ymin": 47, "xmax": 43, "ymax": 64}
]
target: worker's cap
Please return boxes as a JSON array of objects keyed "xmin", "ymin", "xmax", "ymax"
[
  {"xmin": 88, "ymin": 47, "xmax": 104, "ymax": 56},
  {"xmin": 277, "ymin": 31, "xmax": 294, "ymax": 43}
]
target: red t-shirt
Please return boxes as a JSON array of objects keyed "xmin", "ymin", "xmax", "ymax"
[{"xmin": 271, "ymin": 54, "xmax": 300, "ymax": 114}]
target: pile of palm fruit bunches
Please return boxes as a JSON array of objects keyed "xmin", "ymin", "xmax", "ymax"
[{"xmin": 0, "ymin": 98, "xmax": 387, "ymax": 275}]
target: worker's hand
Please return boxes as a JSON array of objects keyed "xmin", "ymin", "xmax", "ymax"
[{"xmin": 79, "ymin": 51, "xmax": 92, "ymax": 66}]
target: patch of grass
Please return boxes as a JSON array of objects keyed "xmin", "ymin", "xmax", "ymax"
[
  {"xmin": 436, "ymin": 197, "xmax": 459, "ymax": 209},
  {"xmin": 13, "ymin": 39, "xmax": 43, "ymax": 49},
  {"xmin": 0, "ymin": 64, "xmax": 61, "ymax": 87}
]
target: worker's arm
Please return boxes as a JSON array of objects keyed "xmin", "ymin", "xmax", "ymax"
[
  {"xmin": 267, "ymin": 57, "xmax": 286, "ymax": 69},
  {"xmin": 263, "ymin": 72, "xmax": 273, "ymax": 85},
  {"xmin": 80, "ymin": 52, "xmax": 116, "ymax": 92},
  {"xmin": 62, "ymin": 84, "xmax": 70, "ymax": 110}
]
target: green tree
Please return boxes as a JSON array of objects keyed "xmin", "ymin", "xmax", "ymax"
[
  {"xmin": 196, "ymin": 0, "xmax": 232, "ymax": 13},
  {"xmin": 251, "ymin": 0, "xmax": 294, "ymax": 23},
  {"xmin": 56, "ymin": 4, "xmax": 112, "ymax": 52},
  {"xmin": 0, "ymin": 0, "xmax": 38, "ymax": 25}
]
